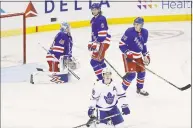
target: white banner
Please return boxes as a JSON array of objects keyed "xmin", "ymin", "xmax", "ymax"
[{"xmin": 1, "ymin": 0, "xmax": 192, "ymax": 27}]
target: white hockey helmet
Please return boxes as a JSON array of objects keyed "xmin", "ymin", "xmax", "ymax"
[
  {"xmin": 102, "ymin": 68, "xmax": 112, "ymax": 84},
  {"xmin": 60, "ymin": 22, "xmax": 70, "ymax": 33},
  {"xmin": 102, "ymin": 68, "xmax": 112, "ymax": 76}
]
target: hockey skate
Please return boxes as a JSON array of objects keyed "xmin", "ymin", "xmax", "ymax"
[
  {"xmin": 136, "ymin": 88, "xmax": 149, "ymax": 96},
  {"xmin": 86, "ymin": 116, "xmax": 97, "ymax": 127}
]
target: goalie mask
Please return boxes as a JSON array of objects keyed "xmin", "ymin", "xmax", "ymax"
[
  {"xmin": 60, "ymin": 22, "xmax": 70, "ymax": 33},
  {"xmin": 102, "ymin": 68, "xmax": 112, "ymax": 84}
]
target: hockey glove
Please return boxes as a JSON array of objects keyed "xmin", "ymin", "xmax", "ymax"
[
  {"xmin": 88, "ymin": 41, "xmax": 100, "ymax": 52},
  {"xmin": 88, "ymin": 107, "xmax": 95, "ymax": 118},
  {"xmin": 143, "ymin": 55, "xmax": 150, "ymax": 66},
  {"xmin": 121, "ymin": 104, "xmax": 130, "ymax": 115},
  {"xmin": 125, "ymin": 50, "xmax": 134, "ymax": 62},
  {"xmin": 88, "ymin": 41, "xmax": 93, "ymax": 51}
]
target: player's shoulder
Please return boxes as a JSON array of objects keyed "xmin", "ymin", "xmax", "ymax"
[
  {"xmin": 110, "ymin": 80, "xmax": 120, "ymax": 88},
  {"xmin": 98, "ymin": 15, "xmax": 107, "ymax": 21},
  {"xmin": 57, "ymin": 31, "xmax": 68, "ymax": 37},
  {"xmin": 90, "ymin": 17, "xmax": 95, "ymax": 22},
  {"xmin": 141, "ymin": 28, "xmax": 148, "ymax": 34},
  {"xmin": 94, "ymin": 80, "xmax": 104, "ymax": 87},
  {"xmin": 125, "ymin": 27, "xmax": 135, "ymax": 34},
  {"xmin": 92, "ymin": 81, "xmax": 104, "ymax": 91}
]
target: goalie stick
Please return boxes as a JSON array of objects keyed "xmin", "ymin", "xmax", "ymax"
[
  {"xmin": 38, "ymin": 43, "xmax": 80, "ymax": 80},
  {"xmin": 104, "ymin": 58, "xmax": 191, "ymax": 91}
]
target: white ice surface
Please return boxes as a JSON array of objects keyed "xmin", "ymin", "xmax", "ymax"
[{"xmin": 1, "ymin": 22, "xmax": 191, "ymax": 128}]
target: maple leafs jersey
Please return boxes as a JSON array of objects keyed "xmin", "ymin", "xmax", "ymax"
[
  {"xmin": 119, "ymin": 27, "xmax": 149, "ymax": 58},
  {"xmin": 90, "ymin": 14, "xmax": 111, "ymax": 43},
  {"xmin": 90, "ymin": 80, "xmax": 127, "ymax": 111}
]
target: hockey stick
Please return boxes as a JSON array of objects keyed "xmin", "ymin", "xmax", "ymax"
[
  {"xmin": 72, "ymin": 113, "xmax": 123, "ymax": 128},
  {"xmin": 38, "ymin": 43, "xmax": 80, "ymax": 80},
  {"xmin": 104, "ymin": 58, "xmax": 123, "ymax": 79},
  {"xmin": 131, "ymin": 59, "xmax": 191, "ymax": 91},
  {"xmin": 105, "ymin": 57, "xmax": 191, "ymax": 91},
  {"xmin": 96, "ymin": 112, "xmax": 123, "ymax": 123}
]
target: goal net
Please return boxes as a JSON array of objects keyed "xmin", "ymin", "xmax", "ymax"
[{"xmin": 0, "ymin": 13, "xmax": 26, "ymax": 67}]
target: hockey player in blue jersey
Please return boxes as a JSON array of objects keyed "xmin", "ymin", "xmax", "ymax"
[
  {"xmin": 88, "ymin": 3, "xmax": 111, "ymax": 81},
  {"xmin": 87, "ymin": 68, "xmax": 130, "ymax": 127},
  {"xmin": 119, "ymin": 17, "xmax": 150, "ymax": 96},
  {"xmin": 46, "ymin": 22, "xmax": 74, "ymax": 72},
  {"xmin": 30, "ymin": 22, "xmax": 74, "ymax": 84}
]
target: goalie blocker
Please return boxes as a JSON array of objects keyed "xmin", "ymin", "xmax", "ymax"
[{"xmin": 30, "ymin": 56, "xmax": 69, "ymax": 84}]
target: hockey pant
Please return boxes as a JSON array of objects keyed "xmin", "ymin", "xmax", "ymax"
[
  {"xmin": 122, "ymin": 55, "xmax": 146, "ymax": 90},
  {"xmin": 90, "ymin": 42, "xmax": 110, "ymax": 80},
  {"xmin": 46, "ymin": 54, "xmax": 59, "ymax": 72},
  {"xmin": 96, "ymin": 106, "xmax": 124, "ymax": 126},
  {"xmin": 91, "ymin": 42, "xmax": 110, "ymax": 61}
]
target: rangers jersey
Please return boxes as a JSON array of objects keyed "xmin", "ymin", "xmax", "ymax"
[
  {"xmin": 119, "ymin": 27, "xmax": 149, "ymax": 59},
  {"xmin": 90, "ymin": 14, "xmax": 111, "ymax": 43},
  {"xmin": 47, "ymin": 32, "xmax": 73, "ymax": 61}
]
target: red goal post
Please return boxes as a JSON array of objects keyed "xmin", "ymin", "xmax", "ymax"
[{"xmin": 0, "ymin": 13, "xmax": 26, "ymax": 64}]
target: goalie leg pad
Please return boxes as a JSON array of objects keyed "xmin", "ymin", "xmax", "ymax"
[
  {"xmin": 31, "ymin": 71, "xmax": 68, "ymax": 84},
  {"xmin": 59, "ymin": 56, "xmax": 66, "ymax": 72}
]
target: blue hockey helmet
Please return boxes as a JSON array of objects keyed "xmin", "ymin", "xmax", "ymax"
[
  {"xmin": 91, "ymin": 3, "xmax": 101, "ymax": 10},
  {"xmin": 60, "ymin": 22, "xmax": 70, "ymax": 33},
  {"xmin": 134, "ymin": 17, "xmax": 144, "ymax": 25}
]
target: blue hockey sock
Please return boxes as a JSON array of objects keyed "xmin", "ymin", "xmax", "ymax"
[
  {"xmin": 90, "ymin": 59, "xmax": 103, "ymax": 80},
  {"xmin": 100, "ymin": 59, "xmax": 107, "ymax": 69},
  {"xmin": 136, "ymin": 72, "xmax": 145, "ymax": 89},
  {"xmin": 122, "ymin": 72, "xmax": 136, "ymax": 90}
]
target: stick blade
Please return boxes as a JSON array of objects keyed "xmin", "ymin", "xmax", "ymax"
[
  {"xmin": 180, "ymin": 84, "xmax": 191, "ymax": 91},
  {"xmin": 36, "ymin": 68, "xmax": 44, "ymax": 71}
]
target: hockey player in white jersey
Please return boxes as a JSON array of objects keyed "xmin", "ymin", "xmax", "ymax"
[{"xmin": 87, "ymin": 68, "xmax": 130, "ymax": 127}]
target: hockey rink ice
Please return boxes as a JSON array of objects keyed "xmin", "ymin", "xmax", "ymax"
[{"xmin": 1, "ymin": 22, "xmax": 191, "ymax": 128}]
